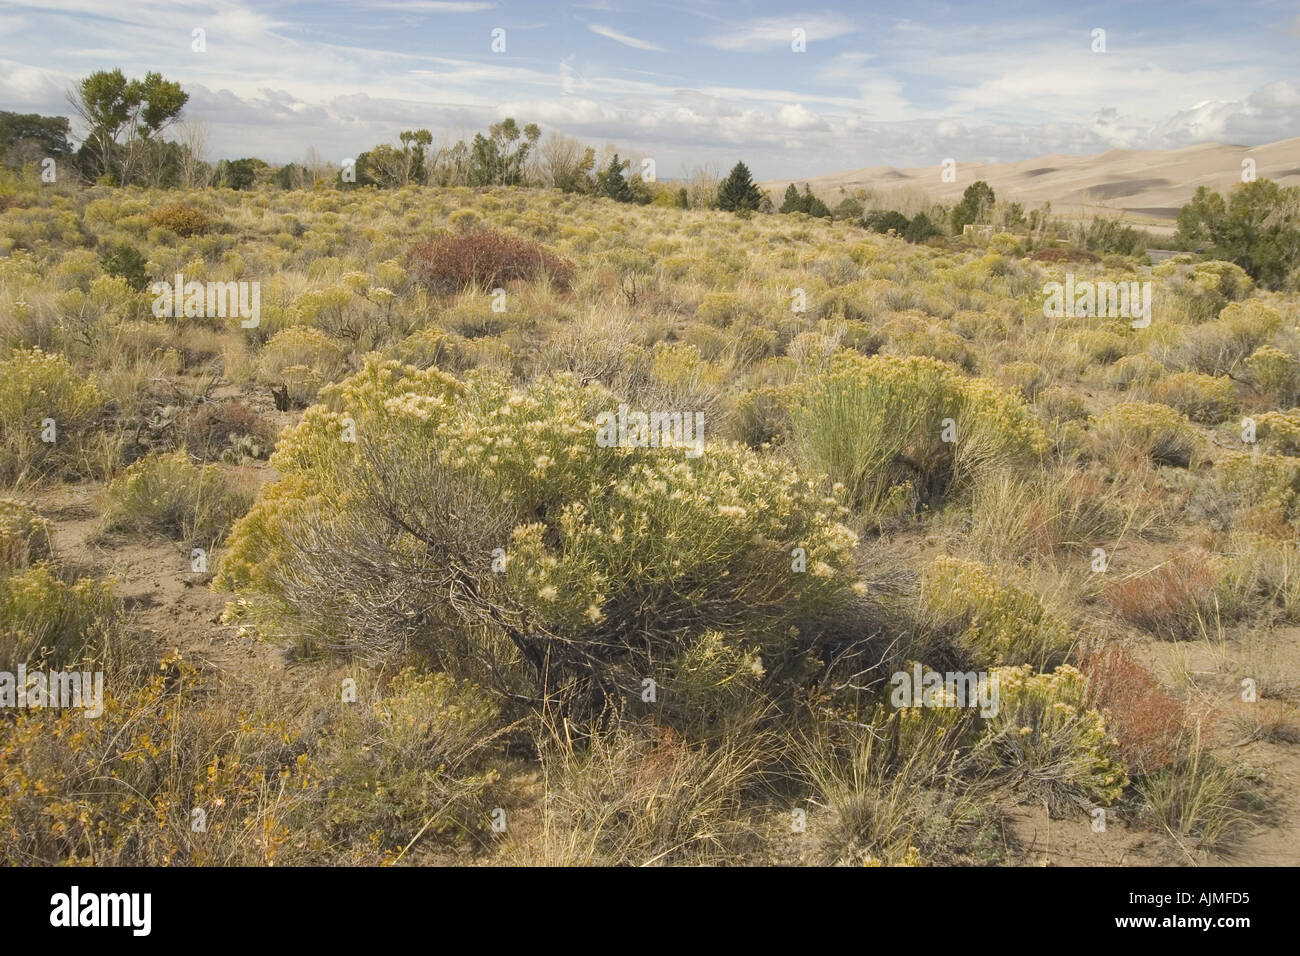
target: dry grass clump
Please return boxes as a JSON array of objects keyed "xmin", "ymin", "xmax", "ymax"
[
  {"xmin": 501, "ymin": 718, "xmax": 766, "ymax": 866},
  {"xmin": 796, "ymin": 707, "xmax": 998, "ymax": 865}
]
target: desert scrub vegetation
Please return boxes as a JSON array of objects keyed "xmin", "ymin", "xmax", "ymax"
[
  {"xmin": 217, "ymin": 359, "xmax": 861, "ymax": 717},
  {"xmin": 1092, "ymin": 401, "xmax": 1198, "ymax": 467},
  {"xmin": 974, "ymin": 664, "xmax": 1127, "ymax": 817},
  {"xmin": 0, "ymin": 561, "xmax": 121, "ymax": 672},
  {"xmin": 791, "ymin": 352, "xmax": 1047, "ymax": 514},
  {"xmin": 0, "ymin": 497, "xmax": 53, "ymax": 569},
  {"xmin": 2, "ymin": 170, "xmax": 1293, "ymax": 865},
  {"xmin": 920, "ymin": 556, "xmax": 1073, "ymax": 669},
  {"xmin": 0, "ymin": 658, "xmax": 508, "ymax": 865},
  {"xmin": 0, "ymin": 346, "xmax": 108, "ymax": 483},
  {"xmin": 99, "ymin": 451, "xmax": 253, "ymax": 547}
]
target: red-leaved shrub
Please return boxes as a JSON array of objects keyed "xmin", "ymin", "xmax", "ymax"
[
  {"xmin": 408, "ymin": 230, "xmax": 574, "ymax": 294},
  {"xmin": 147, "ymin": 203, "xmax": 213, "ymax": 237},
  {"xmin": 1104, "ymin": 550, "xmax": 1218, "ymax": 639},
  {"xmin": 1080, "ymin": 643, "xmax": 1187, "ymax": 775}
]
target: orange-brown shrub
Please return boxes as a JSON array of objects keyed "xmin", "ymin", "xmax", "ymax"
[
  {"xmin": 147, "ymin": 203, "xmax": 213, "ymax": 237},
  {"xmin": 408, "ymin": 230, "xmax": 574, "ymax": 294},
  {"xmin": 1080, "ymin": 643, "xmax": 1186, "ymax": 775},
  {"xmin": 1104, "ymin": 550, "xmax": 1218, "ymax": 639}
]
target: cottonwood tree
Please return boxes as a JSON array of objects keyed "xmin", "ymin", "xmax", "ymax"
[
  {"xmin": 685, "ymin": 164, "xmax": 721, "ymax": 210},
  {"xmin": 173, "ymin": 119, "xmax": 211, "ymax": 188},
  {"xmin": 359, "ymin": 128, "xmax": 433, "ymax": 187},
  {"xmin": 469, "ymin": 118, "xmax": 541, "ymax": 186},
  {"xmin": 539, "ymin": 131, "xmax": 595, "ymax": 192},
  {"xmin": 67, "ymin": 69, "xmax": 188, "ymax": 185}
]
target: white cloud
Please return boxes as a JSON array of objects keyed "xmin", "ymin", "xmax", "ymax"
[
  {"xmin": 587, "ymin": 24, "xmax": 663, "ymax": 52},
  {"xmin": 776, "ymin": 103, "xmax": 829, "ymax": 132},
  {"xmin": 702, "ymin": 15, "xmax": 856, "ymax": 52},
  {"xmin": 368, "ymin": 2, "xmax": 497, "ymax": 11}
]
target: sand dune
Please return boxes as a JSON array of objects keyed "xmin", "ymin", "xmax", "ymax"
[{"xmin": 762, "ymin": 137, "xmax": 1300, "ymax": 227}]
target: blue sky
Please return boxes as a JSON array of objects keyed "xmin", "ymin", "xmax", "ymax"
[{"xmin": 1, "ymin": 0, "xmax": 1298, "ymax": 179}]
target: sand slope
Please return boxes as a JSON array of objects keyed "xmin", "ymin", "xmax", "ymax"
[{"xmin": 762, "ymin": 138, "xmax": 1300, "ymax": 224}]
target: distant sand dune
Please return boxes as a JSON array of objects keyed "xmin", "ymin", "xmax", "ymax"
[{"xmin": 761, "ymin": 137, "xmax": 1300, "ymax": 228}]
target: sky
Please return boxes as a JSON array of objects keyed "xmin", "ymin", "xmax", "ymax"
[{"xmin": 1, "ymin": 0, "xmax": 1298, "ymax": 180}]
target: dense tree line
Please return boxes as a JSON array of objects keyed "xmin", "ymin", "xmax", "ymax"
[{"xmin": 1175, "ymin": 179, "xmax": 1300, "ymax": 289}]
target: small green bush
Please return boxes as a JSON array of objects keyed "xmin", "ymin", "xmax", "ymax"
[{"xmin": 101, "ymin": 452, "xmax": 252, "ymax": 546}]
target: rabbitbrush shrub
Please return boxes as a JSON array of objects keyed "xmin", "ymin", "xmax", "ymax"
[
  {"xmin": 0, "ymin": 347, "xmax": 106, "ymax": 483},
  {"xmin": 975, "ymin": 664, "xmax": 1128, "ymax": 817},
  {"xmin": 0, "ymin": 562, "xmax": 121, "ymax": 672},
  {"xmin": 100, "ymin": 452, "xmax": 253, "ymax": 547},
  {"xmin": 1092, "ymin": 401, "xmax": 1197, "ymax": 467},
  {"xmin": 218, "ymin": 358, "xmax": 861, "ymax": 714},
  {"xmin": 792, "ymin": 352, "xmax": 1047, "ymax": 512},
  {"xmin": 920, "ymin": 555, "xmax": 1073, "ymax": 669},
  {"xmin": 0, "ymin": 498, "xmax": 53, "ymax": 571}
]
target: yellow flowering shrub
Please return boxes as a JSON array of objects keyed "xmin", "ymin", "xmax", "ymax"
[
  {"xmin": 0, "ymin": 498, "xmax": 53, "ymax": 571},
  {"xmin": 1245, "ymin": 346, "xmax": 1299, "ymax": 406},
  {"xmin": 1092, "ymin": 401, "xmax": 1197, "ymax": 466},
  {"xmin": 921, "ymin": 556, "xmax": 1073, "ymax": 669},
  {"xmin": 1254, "ymin": 409, "xmax": 1300, "ymax": 456},
  {"xmin": 975, "ymin": 664, "xmax": 1128, "ymax": 816},
  {"xmin": 1149, "ymin": 371, "xmax": 1236, "ymax": 424},
  {"xmin": 217, "ymin": 358, "xmax": 861, "ymax": 714},
  {"xmin": 1106, "ymin": 353, "xmax": 1165, "ymax": 390},
  {"xmin": 0, "ymin": 562, "xmax": 120, "ymax": 671},
  {"xmin": 793, "ymin": 352, "xmax": 1047, "ymax": 512},
  {"xmin": 998, "ymin": 361, "xmax": 1048, "ymax": 400},
  {"xmin": 257, "ymin": 326, "xmax": 347, "ymax": 405},
  {"xmin": 0, "ymin": 347, "xmax": 105, "ymax": 482},
  {"xmin": 1217, "ymin": 452, "xmax": 1300, "ymax": 523}
]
